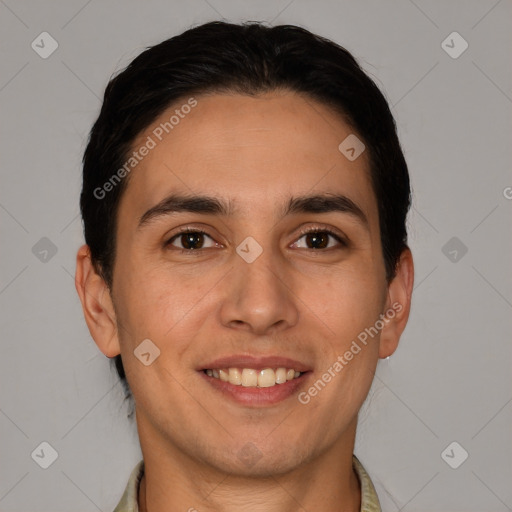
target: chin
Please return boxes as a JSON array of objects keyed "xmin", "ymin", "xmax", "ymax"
[{"xmin": 198, "ymin": 437, "xmax": 313, "ymax": 478}]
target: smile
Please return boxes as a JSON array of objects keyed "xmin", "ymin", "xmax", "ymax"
[{"xmin": 204, "ymin": 367, "xmax": 302, "ymax": 388}]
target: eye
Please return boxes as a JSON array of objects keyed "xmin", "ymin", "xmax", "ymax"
[
  {"xmin": 166, "ymin": 229, "xmax": 218, "ymax": 251},
  {"xmin": 291, "ymin": 228, "xmax": 347, "ymax": 250},
  {"xmin": 165, "ymin": 227, "xmax": 347, "ymax": 252}
]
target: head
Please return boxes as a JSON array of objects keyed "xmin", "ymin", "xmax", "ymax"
[{"xmin": 76, "ymin": 21, "xmax": 413, "ymax": 475}]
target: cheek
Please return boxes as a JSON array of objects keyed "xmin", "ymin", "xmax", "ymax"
[
  {"xmin": 305, "ymin": 265, "xmax": 385, "ymax": 341},
  {"xmin": 111, "ymin": 268, "xmax": 199, "ymax": 402},
  {"xmin": 113, "ymin": 258, "xmax": 215, "ymax": 355}
]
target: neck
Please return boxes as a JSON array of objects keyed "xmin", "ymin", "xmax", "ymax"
[{"xmin": 137, "ymin": 418, "xmax": 361, "ymax": 512}]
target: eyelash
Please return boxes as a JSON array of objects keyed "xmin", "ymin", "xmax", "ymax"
[
  {"xmin": 296, "ymin": 226, "xmax": 348, "ymax": 245},
  {"xmin": 165, "ymin": 226, "xmax": 348, "ymax": 253}
]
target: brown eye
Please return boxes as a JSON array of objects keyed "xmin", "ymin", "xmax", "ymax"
[
  {"xmin": 167, "ymin": 230, "xmax": 216, "ymax": 250},
  {"xmin": 292, "ymin": 229, "xmax": 347, "ymax": 250},
  {"xmin": 304, "ymin": 232, "xmax": 329, "ymax": 249}
]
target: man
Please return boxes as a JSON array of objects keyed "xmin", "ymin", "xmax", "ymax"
[{"xmin": 75, "ymin": 21, "xmax": 414, "ymax": 512}]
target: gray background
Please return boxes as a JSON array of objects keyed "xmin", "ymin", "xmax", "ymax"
[{"xmin": 1, "ymin": 1, "xmax": 511, "ymax": 511}]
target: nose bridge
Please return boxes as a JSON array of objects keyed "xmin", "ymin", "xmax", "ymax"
[
  {"xmin": 238, "ymin": 241, "xmax": 283, "ymax": 293},
  {"xmin": 220, "ymin": 235, "xmax": 299, "ymax": 334}
]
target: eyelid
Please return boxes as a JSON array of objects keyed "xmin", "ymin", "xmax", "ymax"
[
  {"xmin": 293, "ymin": 224, "xmax": 349, "ymax": 248},
  {"xmin": 165, "ymin": 226, "xmax": 220, "ymax": 250},
  {"xmin": 165, "ymin": 223, "xmax": 349, "ymax": 251}
]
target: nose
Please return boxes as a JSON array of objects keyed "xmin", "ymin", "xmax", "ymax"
[{"xmin": 219, "ymin": 247, "xmax": 299, "ymax": 336}]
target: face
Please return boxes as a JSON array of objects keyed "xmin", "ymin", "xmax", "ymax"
[{"xmin": 94, "ymin": 91, "xmax": 406, "ymax": 475}]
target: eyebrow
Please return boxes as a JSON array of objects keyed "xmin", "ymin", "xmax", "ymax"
[{"xmin": 137, "ymin": 192, "xmax": 369, "ymax": 229}]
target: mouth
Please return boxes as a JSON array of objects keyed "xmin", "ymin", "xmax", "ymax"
[
  {"xmin": 199, "ymin": 355, "xmax": 312, "ymax": 406},
  {"xmin": 204, "ymin": 367, "xmax": 303, "ymax": 388}
]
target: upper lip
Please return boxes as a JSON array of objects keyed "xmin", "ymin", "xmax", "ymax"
[{"xmin": 199, "ymin": 355, "xmax": 312, "ymax": 372}]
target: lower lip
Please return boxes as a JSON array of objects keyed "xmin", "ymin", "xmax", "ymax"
[{"xmin": 200, "ymin": 371, "xmax": 310, "ymax": 406}]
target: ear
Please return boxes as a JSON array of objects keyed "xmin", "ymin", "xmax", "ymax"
[
  {"xmin": 75, "ymin": 244, "xmax": 120, "ymax": 358},
  {"xmin": 379, "ymin": 248, "xmax": 414, "ymax": 359}
]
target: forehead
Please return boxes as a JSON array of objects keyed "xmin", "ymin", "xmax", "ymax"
[{"xmin": 119, "ymin": 91, "xmax": 377, "ymax": 223}]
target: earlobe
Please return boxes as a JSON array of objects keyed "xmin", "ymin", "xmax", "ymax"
[
  {"xmin": 378, "ymin": 248, "xmax": 414, "ymax": 359},
  {"xmin": 75, "ymin": 244, "xmax": 121, "ymax": 358}
]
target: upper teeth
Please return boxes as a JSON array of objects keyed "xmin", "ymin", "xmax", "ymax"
[{"xmin": 205, "ymin": 368, "xmax": 301, "ymax": 387}]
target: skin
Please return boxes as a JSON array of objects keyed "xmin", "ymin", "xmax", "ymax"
[{"xmin": 75, "ymin": 90, "xmax": 414, "ymax": 512}]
